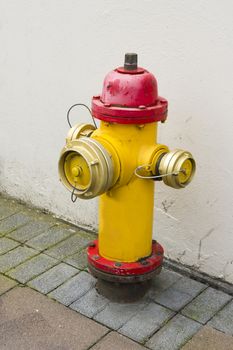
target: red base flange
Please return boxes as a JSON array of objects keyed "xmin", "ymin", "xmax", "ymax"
[{"xmin": 87, "ymin": 240, "xmax": 164, "ymax": 277}]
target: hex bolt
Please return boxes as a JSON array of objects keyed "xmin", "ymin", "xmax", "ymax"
[
  {"xmin": 88, "ymin": 242, "xmax": 96, "ymax": 248},
  {"xmin": 114, "ymin": 262, "xmax": 122, "ymax": 267},
  {"xmin": 140, "ymin": 260, "xmax": 149, "ymax": 265},
  {"xmin": 157, "ymin": 251, "xmax": 163, "ymax": 256}
]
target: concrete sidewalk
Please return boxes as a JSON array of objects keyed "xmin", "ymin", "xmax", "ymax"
[{"xmin": 0, "ymin": 194, "xmax": 233, "ymax": 349}]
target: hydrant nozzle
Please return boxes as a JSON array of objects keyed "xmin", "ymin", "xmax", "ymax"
[{"xmin": 58, "ymin": 54, "xmax": 196, "ymax": 302}]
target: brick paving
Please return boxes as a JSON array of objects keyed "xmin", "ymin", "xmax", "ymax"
[
  {"xmin": 182, "ymin": 326, "xmax": 233, "ymax": 350},
  {"xmin": 0, "ymin": 194, "xmax": 233, "ymax": 349},
  {"xmin": 0, "ymin": 286, "xmax": 107, "ymax": 350}
]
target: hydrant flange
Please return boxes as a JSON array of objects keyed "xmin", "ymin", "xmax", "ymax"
[{"xmin": 88, "ymin": 240, "xmax": 163, "ymax": 280}]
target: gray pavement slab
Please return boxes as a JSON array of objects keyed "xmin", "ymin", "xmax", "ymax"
[
  {"xmin": 173, "ymin": 276, "xmax": 207, "ymax": 297},
  {"xmin": 0, "ymin": 274, "xmax": 18, "ymax": 295},
  {"xmin": 0, "ymin": 286, "xmax": 108, "ymax": 350},
  {"xmin": 64, "ymin": 248, "xmax": 88, "ymax": 270},
  {"xmin": 0, "ymin": 246, "xmax": 37, "ymax": 273},
  {"xmin": 28, "ymin": 263, "xmax": 78, "ymax": 294},
  {"xmin": 49, "ymin": 271, "xmax": 96, "ymax": 305},
  {"xmin": 7, "ymin": 219, "xmax": 55, "ymax": 243},
  {"xmin": 154, "ymin": 288, "xmax": 193, "ymax": 311},
  {"xmin": 91, "ymin": 332, "xmax": 147, "ymax": 350},
  {"xmin": 0, "ymin": 237, "xmax": 19, "ymax": 255},
  {"xmin": 182, "ymin": 287, "xmax": 232, "ymax": 324},
  {"xmin": 0, "ymin": 212, "xmax": 31, "ymax": 236},
  {"xmin": 7, "ymin": 253, "xmax": 57, "ymax": 283},
  {"xmin": 119, "ymin": 302, "xmax": 174, "ymax": 343},
  {"xmin": 27, "ymin": 225, "xmax": 75, "ymax": 250},
  {"xmin": 149, "ymin": 268, "xmax": 182, "ymax": 297},
  {"xmin": 0, "ymin": 197, "xmax": 23, "ymax": 220},
  {"xmin": 208, "ymin": 299, "xmax": 233, "ymax": 335},
  {"xmin": 182, "ymin": 326, "xmax": 233, "ymax": 350},
  {"xmin": 45, "ymin": 231, "xmax": 93, "ymax": 259},
  {"xmin": 70, "ymin": 287, "xmax": 109, "ymax": 318},
  {"xmin": 146, "ymin": 314, "xmax": 202, "ymax": 350},
  {"xmin": 94, "ymin": 300, "xmax": 147, "ymax": 330},
  {"xmin": 151, "ymin": 276, "xmax": 207, "ymax": 311}
]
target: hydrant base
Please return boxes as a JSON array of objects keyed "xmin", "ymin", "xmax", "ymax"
[
  {"xmin": 87, "ymin": 240, "xmax": 163, "ymax": 277},
  {"xmin": 96, "ymin": 279, "xmax": 152, "ymax": 303},
  {"xmin": 88, "ymin": 262, "xmax": 162, "ymax": 283},
  {"xmin": 89, "ymin": 263, "xmax": 162, "ymax": 303},
  {"xmin": 87, "ymin": 239, "xmax": 163, "ymax": 302}
]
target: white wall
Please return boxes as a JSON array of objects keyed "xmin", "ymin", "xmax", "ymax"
[{"xmin": 1, "ymin": 0, "xmax": 233, "ymax": 282}]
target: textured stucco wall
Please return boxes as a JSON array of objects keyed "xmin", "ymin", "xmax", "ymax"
[{"xmin": 1, "ymin": 1, "xmax": 233, "ymax": 282}]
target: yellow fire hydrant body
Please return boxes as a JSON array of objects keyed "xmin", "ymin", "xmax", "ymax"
[
  {"xmin": 59, "ymin": 53, "xmax": 195, "ymax": 301},
  {"xmin": 94, "ymin": 122, "xmax": 158, "ymax": 262}
]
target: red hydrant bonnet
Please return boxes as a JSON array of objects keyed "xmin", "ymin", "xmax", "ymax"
[{"xmin": 92, "ymin": 53, "xmax": 168, "ymax": 124}]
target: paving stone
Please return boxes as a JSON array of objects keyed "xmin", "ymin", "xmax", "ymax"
[
  {"xmin": 94, "ymin": 300, "xmax": 147, "ymax": 330},
  {"xmin": 45, "ymin": 231, "xmax": 92, "ymax": 259},
  {"xmin": 28, "ymin": 263, "xmax": 78, "ymax": 294},
  {"xmin": 154, "ymin": 288, "xmax": 193, "ymax": 311},
  {"xmin": 7, "ymin": 253, "xmax": 57, "ymax": 283},
  {"xmin": 119, "ymin": 302, "xmax": 174, "ymax": 343},
  {"xmin": 182, "ymin": 287, "xmax": 232, "ymax": 324},
  {"xmin": 146, "ymin": 314, "xmax": 202, "ymax": 350},
  {"xmin": 27, "ymin": 225, "xmax": 74, "ymax": 250},
  {"xmin": 91, "ymin": 331, "xmax": 147, "ymax": 350},
  {"xmin": 0, "ymin": 246, "xmax": 37, "ymax": 273},
  {"xmin": 175, "ymin": 276, "xmax": 207, "ymax": 296},
  {"xmin": 151, "ymin": 276, "xmax": 207, "ymax": 311},
  {"xmin": 208, "ymin": 299, "xmax": 233, "ymax": 335},
  {"xmin": 0, "ymin": 274, "xmax": 18, "ymax": 295},
  {"xmin": 0, "ymin": 207, "xmax": 17, "ymax": 221},
  {"xmin": 0, "ymin": 237, "xmax": 19, "ymax": 255},
  {"xmin": 70, "ymin": 287, "xmax": 109, "ymax": 318},
  {"xmin": 7, "ymin": 220, "xmax": 55, "ymax": 243},
  {"xmin": 49, "ymin": 271, "xmax": 96, "ymax": 305},
  {"xmin": 0, "ymin": 197, "xmax": 23, "ymax": 220},
  {"xmin": 64, "ymin": 248, "xmax": 88, "ymax": 270},
  {"xmin": 0, "ymin": 286, "xmax": 108, "ymax": 350},
  {"xmin": 181, "ymin": 326, "xmax": 233, "ymax": 350},
  {"xmin": 148, "ymin": 268, "xmax": 182, "ymax": 299},
  {"xmin": 0, "ymin": 212, "xmax": 31, "ymax": 236}
]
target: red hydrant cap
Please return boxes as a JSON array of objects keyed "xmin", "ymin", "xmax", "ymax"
[{"xmin": 92, "ymin": 53, "xmax": 168, "ymax": 124}]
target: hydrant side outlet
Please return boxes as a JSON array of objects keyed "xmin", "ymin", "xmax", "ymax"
[{"xmin": 58, "ymin": 53, "xmax": 196, "ymax": 302}]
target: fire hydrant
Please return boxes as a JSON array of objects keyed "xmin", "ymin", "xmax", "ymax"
[{"xmin": 58, "ymin": 53, "xmax": 196, "ymax": 302}]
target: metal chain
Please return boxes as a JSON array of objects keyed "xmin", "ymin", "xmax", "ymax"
[
  {"xmin": 71, "ymin": 187, "xmax": 78, "ymax": 203},
  {"xmin": 66, "ymin": 103, "xmax": 96, "ymax": 203},
  {"xmin": 66, "ymin": 103, "xmax": 97, "ymax": 129},
  {"xmin": 134, "ymin": 164, "xmax": 184, "ymax": 180}
]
